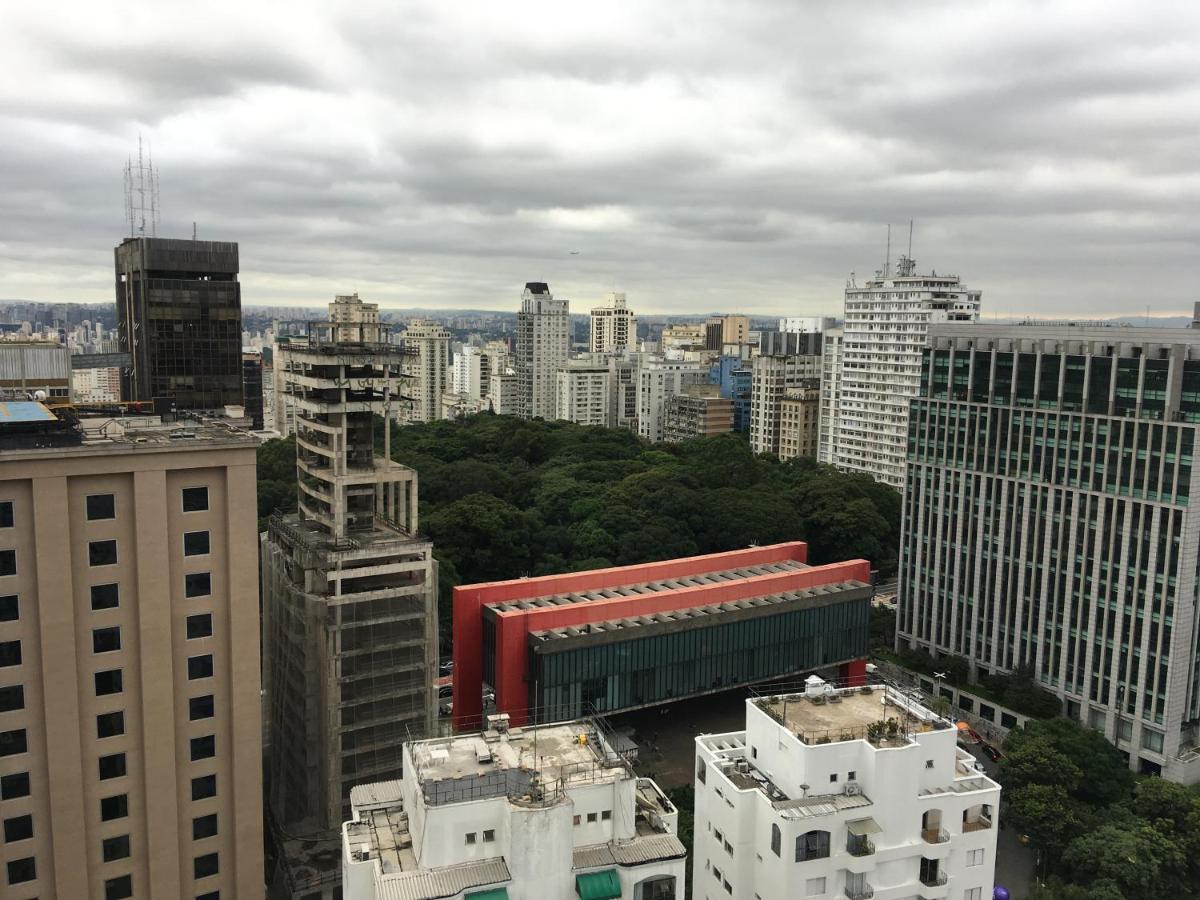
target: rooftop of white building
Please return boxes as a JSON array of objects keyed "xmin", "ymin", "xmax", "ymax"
[{"xmin": 753, "ymin": 680, "xmax": 952, "ymax": 748}]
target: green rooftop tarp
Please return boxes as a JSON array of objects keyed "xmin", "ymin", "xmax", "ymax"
[
  {"xmin": 465, "ymin": 889, "xmax": 509, "ymax": 900},
  {"xmin": 576, "ymin": 869, "xmax": 621, "ymax": 900}
]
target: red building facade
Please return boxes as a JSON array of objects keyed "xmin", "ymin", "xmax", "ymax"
[{"xmin": 451, "ymin": 542, "xmax": 871, "ymax": 729}]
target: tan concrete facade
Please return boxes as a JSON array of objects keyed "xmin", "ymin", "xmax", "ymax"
[{"xmin": 0, "ymin": 437, "xmax": 263, "ymax": 900}]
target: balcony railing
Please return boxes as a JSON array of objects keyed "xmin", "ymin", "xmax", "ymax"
[
  {"xmin": 962, "ymin": 815, "xmax": 992, "ymax": 833},
  {"xmin": 845, "ymin": 884, "xmax": 874, "ymax": 900},
  {"xmin": 919, "ymin": 871, "xmax": 948, "ymax": 887},
  {"xmin": 846, "ymin": 837, "xmax": 875, "ymax": 857},
  {"xmin": 921, "ymin": 827, "xmax": 949, "ymax": 844}
]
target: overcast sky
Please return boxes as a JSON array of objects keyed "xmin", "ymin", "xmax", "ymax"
[{"xmin": 2, "ymin": 1, "xmax": 1198, "ymax": 317}]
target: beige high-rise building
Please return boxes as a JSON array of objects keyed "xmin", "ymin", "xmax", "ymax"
[
  {"xmin": 589, "ymin": 291, "xmax": 635, "ymax": 353},
  {"xmin": 0, "ymin": 402, "xmax": 263, "ymax": 900},
  {"xmin": 400, "ymin": 320, "xmax": 451, "ymax": 423},
  {"xmin": 777, "ymin": 382, "xmax": 822, "ymax": 460}
]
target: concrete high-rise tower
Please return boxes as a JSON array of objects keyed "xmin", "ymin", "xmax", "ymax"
[
  {"xmin": 114, "ymin": 236, "xmax": 243, "ymax": 410},
  {"xmin": 515, "ymin": 283, "xmax": 569, "ymax": 420},
  {"xmin": 0, "ymin": 403, "xmax": 264, "ymax": 900},
  {"xmin": 400, "ymin": 320, "xmax": 450, "ymax": 423},
  {"xmin": 589, "ymin": 292, "xmax": 635, "ymax": 353},
  {"xmin": 262, "ymin": 303, "xmax": 438, "ymax": 881},
  {"xmin": 826, "ymin": 257, "xmax": 980, "ymax": 487}
]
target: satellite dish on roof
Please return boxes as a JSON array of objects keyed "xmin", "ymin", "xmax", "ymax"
[{"xmin": 33, "ymin": 390, "xmax": 48, "ymax": 401}]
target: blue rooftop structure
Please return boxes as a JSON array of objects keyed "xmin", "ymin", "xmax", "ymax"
[{"xmin": 0, "ymin": 401, "xmax": 56, "ymax": 423}]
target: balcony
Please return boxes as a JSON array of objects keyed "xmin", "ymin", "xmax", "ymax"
[
  {"xmin": 919, "ymin": 870, "xmax": 948, "ymax": 888},
  {"xmin": 921, "ymin": 827, "xmax": 949, "ymax": 844},
  {"xmin": 846, "ymin": 835, "xmax": 875, "ymax": 857},
  {"xmin": 844, "ymin": 883, "xmax": 874, "ymax": 900},
  {"xmin": 962, "ymin": 814, "xmax": 993, "ymax": 833}
]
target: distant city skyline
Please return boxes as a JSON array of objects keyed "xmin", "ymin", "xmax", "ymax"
[{"xmin": 2, "ymin": 2, "xmax": 1199, "ymax": 317}]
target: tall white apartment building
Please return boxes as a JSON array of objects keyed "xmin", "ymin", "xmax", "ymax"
[
  {"xmin": 342, "ymin": 717, "xmax": 686, "ymax": 900},
  {"xmin": 816, "ymin": 329, "xmax": 843, "ymax": 465},
  {"xmin": 453, "ymin": 346, "xmax": 490, "ymax": 401},
  {"xmin": 516, "ymin": 283, "xmax": 570, "ymax": 420},
  {"xmin": 637, "ymin": 360, "xmax": 709, "ymax": 443},
  {"xmin": 830, "ymin": 259, "xmax": 980, "ymax": 487},
  {"xmin": 488, "ymin": 372, "xmax": 521, "ymax": 417},
  {"xmin": 694, "ymin": 678, "xmax": 1000, "ymax": 900},
  {"xmin": 401, "ymin": 320, "xmax": 451, "ymax": 423},
  {"xmin": 749, "ymin": 353, "xmax": 822, "ymax": 456},
  {"xmin": 779, "ymin": 316, "xmax": 837, "ymax": 334},
  {"xmin": 557, "ymin": 357, "xmax": 613, "ymax": 427},
  {"xmin": 590, "ymin": 292, "xmax": 636, "ymax": 353}
]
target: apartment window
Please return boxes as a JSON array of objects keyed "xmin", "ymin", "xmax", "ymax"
[
  {"xmin": 0, "ymin": 728, "xmax": 27, "ymax": 756},
  {"xmin": 89, "ymin": 540, "xmax": 118, "ymax": 566},
  {"xmin": 0, "ymin": 640, "xmax": 19, "ymax": 667},
  {"xmin": 189, "ymin": 655, "xmax": 215, "ymax": 680},
  {"xmin": 1142, "ymin": 730, "xmax": 1165, "ymax": 753},
  {"xmin": 770, "ymin": 823, "xmax": 781, "ymax": 856},
  {"xmin": 86, "ymin": 493, "xmax": 116, "ymax": 520},
  {"xmin": 587, "ymin": 812, "xmax": 598, "ymax": 823},
  {"xmin": 925, "ymin": 759, "xmax": 935, "ymax": 769},
  {"xmin": 102, "ymin": 834, "xmax": 131, "ymax": 861},
  {"xmin": 0, "ymin": 684, "xmax": 23, "ymax": 712},
  {"xmin": 3, "ymin": 813, "xmax": 32, "ymax": 842},
  {"xmin": 829, "ymin": 773, "xmax": 837, "ymax": 783},
  {"xmin": 805, "ymin": 877, "xmax": 826, "ymax": 897},
  {"xmin": 601, "ymin": 810, "xmax": 611, "ymax": 821},
  {"xmin": 97, "ymin": 711, "xmax": 125, "ymax": 738},
  {"xmin": 847, "ymin": 771, "xmax": 856, "ymax": 781},
  {"xmin": 184, "ymin": 531, "xmax": 211, "ymax": 557},
  {"xmin": 966, "ymin": 849, "xmax": 984, "ymax": 867},
  {"xmin": 93, "ymin": 626, "xmax": 121, "ymax": 653},
  {"xmin": 0, "ymin": 550, "xmax": 14, "ymax": 576},
  {"xmin": 7, "ymin": 857, "xmax": 35, "ymax": 884},
  {"xmin": 0, "ymin": 772, "xmax": 30, "ymax": 798},
  {"xmin": 186, "ymin": 572, "xmax": 212, "ymax": 598},
  {"xmin": 191, "ymin": 735, "xmax": 216, "ymax": 761},
  {"xmin": 182, "ymin": 487, "xmax": 210, "ymax": 512},
  {"xmin": 95, "ymin": 669, "xmax": 123, "ymax": 696},
  {"xmin": 0, "ymin": 595, "xmax": 16, "ymax": 621},
  {"xmin": 483, "ymin": 829, "xmax": 495, "ymax": 842},
  {"xmin": 965, "ymin": 889, "xmax": 982, "ymax": 900},
  {"xmin": 0, "ymin": 500, "xmax": 11, "ymax": 527},
  {"xmin": 105, "ymin": 874, "xmax": 133, "ymax": 899},
  {"xmin": 193, "ymin": 813, "xmax": 218, "ymax": 840},
  {"xmin": 795, "ymin": 830, "xmax": 830, "ymax": 862},
  {"xmin": 99, "ymin": 753, "xmax": 127, "ymax": 780},
  {"xmin": 465, "ymin": 832, "xmax": 477, "ymax": 844},
  {"xmin": 573, "ymin": 815, "xmax": 581, "ymax": 826},
  {"xmin": 187, "ymin": 614, "xmax": 213, "ymax": 640},
  {"xmin": 189, "ymin": 695, "xmax": 215, "ymax": 720},
  {"xmin": 100, "ymin": 794, "xmax": 129, "ymax": 821},
  {"xmin": 194, "ymin": 852, "xmax": 219, "ymax": 879},
  {"xmin": 91, "ymin": 583, "xmax": 120, "ymax": 610},
  {"xmin": 191, "ymin": 774, "xmax": 217, "ymax": 800}
]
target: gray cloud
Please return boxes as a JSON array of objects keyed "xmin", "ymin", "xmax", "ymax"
[{"xmin": 1, "ymin": 0, "xmax": 1199, "ymax": 317}]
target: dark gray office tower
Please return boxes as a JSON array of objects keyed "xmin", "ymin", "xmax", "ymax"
[
  {"xmin": 115, "ymin": 236, "xmax": 243, "ymax": 409},
  {"xmin": 899, "ymin": 323, "xmax": 1200, "ymax": 781}
]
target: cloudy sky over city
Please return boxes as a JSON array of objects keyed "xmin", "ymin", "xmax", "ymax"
[{"xmin": 2, "ymin": 0, "xmax": 1199, "ymax": 317}]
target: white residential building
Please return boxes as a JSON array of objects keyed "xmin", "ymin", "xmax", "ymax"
[
  {"xmin": 343, "ymin": 718, "xmax": 686, "ymax": 900},
  {"xmin": 828, "ymin": 258, "xmax": 980, "ymax": 487},
  {"xmin": 402, "ymin": 320, "xmax": 452, "ymax": 423},
  {"xmin": 488, "ymin": 371, "xmax": 521, "ymax": 417},
  {"xmin": 453, "ymin": 345, "xmax": 491, "ymax": 400},
  {"xmin": 637, "ymin": 360, "xmax": 709, "ymax": 443},
  {"xmin": 516, "ymin": 282, "xmax": 571, "ymax": 419},
  {"xmin": 779, "ymin": 316, "xmax": 837, "ymax": 334},
  {"xmin": 816, "ymin": 328, "xmax": 843, "ymax": 466},
  {"xmin": 590, "ymin": 292, "xmax": 636, "ymax": 353},
  {"xmin": 749, "ymin": 353, "xmax": 822, "ymax": 456},
  {"xmin": 694, "ymin": 678, "xmax": 1000, "ymax": 900},
  {"xmin": 557, "ymin": 357, "xmax": 613, "ymax": 427}
]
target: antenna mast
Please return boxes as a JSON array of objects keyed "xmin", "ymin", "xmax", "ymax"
[
  {"xmin": 123, "ymin": 135, "xmax": 160, "ymax": 238},
  {"xmin": 907, "ymin": 218, "xmax": 913, "ymax": 260},
  {"xmin": 884, "ymin": 224, "xmax": 891, "ymax": 277}
]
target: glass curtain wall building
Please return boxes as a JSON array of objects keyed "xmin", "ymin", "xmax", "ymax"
[{"xmin": 898, "ymin": 323, "xmax": 1200, "ymax": 780}]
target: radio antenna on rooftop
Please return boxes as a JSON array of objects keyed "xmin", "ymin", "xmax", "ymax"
[{"xmin": 123, "ymin": 135, "xmax": 160, "ymax": 238}]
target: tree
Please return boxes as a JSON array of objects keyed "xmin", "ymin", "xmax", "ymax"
[
  {"xmin": 1002, "ymin": 718, "xmax": 1132, "ymax": 807},
  {"xmin": 1061, "ymin": 820, "xmax": 1188, "ymax": 896},
  {"xmin": 1003, "ymin": 783, "xmax": 1091, "ymax": 858}
]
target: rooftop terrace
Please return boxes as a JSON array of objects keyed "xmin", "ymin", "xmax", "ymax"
[{"xmin": 754, "ymin": 682, "xmax": 952, "ymax": 747}]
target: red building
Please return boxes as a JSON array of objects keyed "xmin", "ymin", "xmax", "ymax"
[{"xmin": 452, "ymin": 542, "xmax": 871, "ymax": 730}]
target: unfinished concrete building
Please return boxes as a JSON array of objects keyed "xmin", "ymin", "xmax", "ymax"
[{"xmin": 262, "ymin": 303, "xmax": 438, "ymax": 897}]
